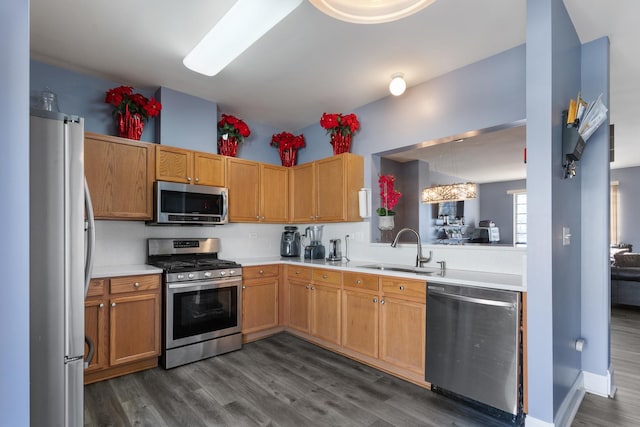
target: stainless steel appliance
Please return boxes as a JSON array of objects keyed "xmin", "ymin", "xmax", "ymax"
[
  {"xmin": 150, "ymin": 181, "xmax": 228, "ymax": 225},
  {"xmin": 426, "ymin": 283, "xmax": 522, "ymax": 420},
  {"xmin": 147, "ymin": 238, "xmax": 242, "ymax": 369},
  {"xmin": 29, "ymin": 109, "xmax": 95, "ymax": 427},
  {"xmin": 281, "ymin": 226, "xmax": 301, "ymax": 257},
  {"xmin": 471, "ymin": 226, "xmax": 501, "ymax": 243},
  {"xmin": 327, "ymin": 238, "xmax": 342, "ymax": 261},
  {"xmin": 304, "ymin": 225, "xmax": 325, "ymax": 259}
]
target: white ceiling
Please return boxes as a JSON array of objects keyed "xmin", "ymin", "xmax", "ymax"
[{"xmin": 30, "ymin": 0, "xmax": 640, "ymax": 182}]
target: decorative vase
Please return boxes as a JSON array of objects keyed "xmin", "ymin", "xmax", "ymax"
[
  {"xmin": 117, "ymin": 105, "xmax": 144, "ymax": 140},
  {"xmin": 279, "ymin": 148, "xmax": 297, "ymax": 167},
  {"xmin": 378, "ymin": 215, "xmax": 395, "ymax": 231},
  {"xmin": 330, "ymin": 132, "xmax": 352, "ymax": 155},
  {"xmin": 218, "ymin": 134, "xmax": 239, "ymax": 157}
]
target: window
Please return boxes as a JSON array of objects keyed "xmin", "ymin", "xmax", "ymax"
[
  {"xmin": 514, "ymin": 192, "xmax": 527, "ymax": 245},
  {"xmin": 611, "ymin": 181, "xmax": 619, "ymax": 245}
]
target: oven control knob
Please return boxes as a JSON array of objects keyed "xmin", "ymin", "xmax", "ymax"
[
  {"xmin": 177, "ymin": 274, "xmax": 185, "ymax": 280},
  {"xmin": 188, "ymin": 273, "xmax": 196, "ymax": 279},
  {"xmin": 203, "ymin": 271, "xmax": 213, "ymax": 278},
  {"xmin": 230, "ymin": 270, "xmax": 236, "ymax": 275},
  {"xmin": 219, "ymin": 271, "xmax": 227, "ymax": 276}
]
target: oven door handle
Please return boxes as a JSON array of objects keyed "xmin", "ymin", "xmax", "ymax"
[{"xmin": 168, "ymin": 278, "xmax": 241, "ymax": 290}]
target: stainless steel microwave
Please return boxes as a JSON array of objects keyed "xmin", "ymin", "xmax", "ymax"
[{"xmin": 150, "ymin": 181, "xmax": 228, "ymax": 225}]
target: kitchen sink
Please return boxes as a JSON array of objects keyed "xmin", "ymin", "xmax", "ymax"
[{"xmin": 359, "ymin": 263, "xmax": 442, "ymax": 276}]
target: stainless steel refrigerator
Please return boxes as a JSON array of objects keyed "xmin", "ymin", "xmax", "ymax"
[{"xmin": 30, "ymin": 109, "xmax": 95, "ymax": 427}]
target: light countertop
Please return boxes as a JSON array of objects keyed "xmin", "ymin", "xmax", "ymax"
[
  {"xmin": 92, "ymin": 264, "xmax": 163, "ymax": 279},
  {"xmin": 237, "ymin": 257, "xmax": 524, "ymax": 292}
]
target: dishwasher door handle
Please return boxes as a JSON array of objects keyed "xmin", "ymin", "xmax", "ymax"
[{"xmin": 428, "ymin": 287, "xmax": 515, "ymax": 308}]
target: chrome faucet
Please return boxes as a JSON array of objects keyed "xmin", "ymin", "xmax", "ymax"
[{"xmin": 391, "ymin": 227, "xmax": 432, "ymax": 267}]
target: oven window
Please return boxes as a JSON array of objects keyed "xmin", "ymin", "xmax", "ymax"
[
  {"xmin": 161, "ymin": 190, "xmax": 223, "ymax": 215},
  {"xmin": 172, "ymin": 286, "xmax": 237, "ymax": 339}
]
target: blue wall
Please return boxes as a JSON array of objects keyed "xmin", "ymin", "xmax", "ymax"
[
  {"xmin": 479, "ymin": 179, "xmax": 526, "ymax": 245},
  {"xmin": 1, "ymin": 0, "xmax": 30, "ymax": 424},
  {"xmin": 611, "ymin": 166, "xmax": 640, "ymax": 250}
]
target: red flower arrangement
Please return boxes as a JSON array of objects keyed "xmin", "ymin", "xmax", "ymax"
[
  {"xmin": 270, "ymin": 132, "xmax": 305, "ymax": 150},
  {"xmin": 320, "ymin": 112, "xmax": 360, "ymax": 154},
  {"xmin": 377, "ymin": 174, "xmax": 402, "ymax": 216},
  {"xmin": 217, "ymin": 113, "xmax": 251, "ymax": 143},
  {"xmin": 271, "ymin": 132, "xmax": 305, "ymax": 167},
  {"xmin": 320, "ymin": 112, "xmax": 360, "ymax": 136},
  {"xmin": 104, "ymin": 86, "xmax": 162, "ymax": 121}
]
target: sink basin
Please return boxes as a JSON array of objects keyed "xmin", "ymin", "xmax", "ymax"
[{"xmin": 359, "ymin": 264, "xmax": 441, "ymax": 276}]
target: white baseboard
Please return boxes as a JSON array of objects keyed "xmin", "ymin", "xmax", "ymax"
[
  {"xmin": 583, "ymin": 365, "xmax": 616, "ymax": 397},
  {"xmin": 525, "ymin": 372, "xmax": 585, "ymax": 427}
]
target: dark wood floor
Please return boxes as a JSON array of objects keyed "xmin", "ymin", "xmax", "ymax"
[
  {"xmin": 85, "ymin": 306, "xmax": 640, "ymax": 427},
  {"xmin": 573, "ymin": 305, "xmax": 640, "ymax": 426}
]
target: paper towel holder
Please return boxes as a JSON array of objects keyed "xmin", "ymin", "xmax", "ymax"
[{"xmin": 358, "ymin": 188, "xmax": 371, "ymax": 218}]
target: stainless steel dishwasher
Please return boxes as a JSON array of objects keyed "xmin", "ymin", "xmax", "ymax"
[{"xmin": 426, "ymin": 282, "xmax": 521, "ymax": 419}]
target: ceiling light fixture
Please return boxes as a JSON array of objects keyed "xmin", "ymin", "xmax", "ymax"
[
  {"xmin": 183, "ymin": 0, "xmax": 303, "ymax": 77},
  {"xmin": 309, "ymin": 0, "xmax": 437, "ymax": 24},
  {"xmin": 421, "ymin": 183, "xmax": 478, "ymax": 204},
  {"xmin": 389, "ymin": 73, "xmax": 406, "ymax": 96}
]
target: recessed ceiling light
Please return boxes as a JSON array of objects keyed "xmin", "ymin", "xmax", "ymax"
[
  {"xmin": 183, "ymin": 0, "xmax": 303, "ymax": 77},
  {"xmin": 389, "ymin": 73, "xmax": 406, "ymax": 96},
  {"xmin": 309, "ymin": 0, "xmax": 437, "ymax": 24}
]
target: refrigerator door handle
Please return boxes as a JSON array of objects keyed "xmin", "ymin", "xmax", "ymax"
[{"xmin": 84, "ymin": 178, "xmax": 95, "ymax": 298}]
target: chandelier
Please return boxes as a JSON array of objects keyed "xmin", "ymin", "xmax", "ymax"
[{"xmin": 421, "ymin": 182, "xmax": 477, "ymax": 204}]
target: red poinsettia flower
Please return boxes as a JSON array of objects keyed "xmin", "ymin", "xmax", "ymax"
[
  {"xmin": 377, "ymin": 174, "xmax": 402, "ymax": 216},
  {"xmin": 218, "ymin": 114, "xmax": 251, "ymax": 143},
  {"xmin": 104, "ymin": 85, "xmax": 162, "ymax": 122},
  {"xmin": 320, "ymin": 112, "xmax": 360, "ymax": 137},
  {"xmin": 271, "ymin": 131, "xmax": 306, "ymax": 150}
]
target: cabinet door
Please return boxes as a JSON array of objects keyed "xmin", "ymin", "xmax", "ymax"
[
  {"xmin": 289, "ymin": 162, "xmax": 316, "ymax": 222},
  {"xmin": 156, "ymin": 145, "xmax": 194, "ymax": 184},
  {"xmin": 227, "ymin": 158, "xmax": 260, "ymax": 222},
  {"xmin": 242, "ymin": 278, "xmax": 279, "ymax": 334},
  {"xmin": 379, "ymin": 296, "xmax": 426, "ymax": 375},
  {"xmin": 109, "ymin": 292, "xmax": 160, "ymax": 366},
  {"xmin": 261, "ymin": 164, "xmax": 289, "ymax": 223},
  {"xmin": 288, "ymin": 280, "xmax": 310, "ymax": 333},
  {"xmin": 310, "ymin": 284, "xmax": 341, "ymax": 345},
  {"xmin": 342, "ymin": 289, "xmax": 379, "ymax": 358},
  {"xmin": 194, "ymin": 152, "xmax": 225, "ymax": 186},
  {"xmin": 316, "ymin": 156, "xmax": 345, "ymax": 221},
  {"xmin": 85, "ymin": 133, "xmax": 154, "ymax": 219},
  {"xmin": 84, "ymin": 298, "xmax": 108, "ymax": 374}
]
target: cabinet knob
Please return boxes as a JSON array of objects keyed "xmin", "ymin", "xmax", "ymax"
[
  {"xmin": 356, "ymin": 279, "xmax": 361, "ymax": 285},
  {"xmin": 311, "ymin": 286, "xmax": 315, "ymax": 291},
  {"xmin": 259, "ymin": 269, "xmax": 264, "ymax": 275},
  {"xmin": 134, "ymin": 282, "xmax": 140, "ymax": 288},
  {"xmin": 256, "ymin": 215, "xmax": 260, "ymax": 220},
  {"xmin": 187, "ymin": 177, "xmax": 192, "ymax": 181},
  {"xmin": 195, "ymin": 177, "xmax": 200, "ymax": 182},
  {"xmin": 322, "ymin": 274, "xmax": 328, "ymax": 279},
  {"xmin": 99, "ymin": 303, "xmax": 104, "ymax": 308},
  {"xmin": 295, "ymin": 271, "xmax": 300, "ymax": 275},
  {"xmin": 399, "ymin": 285, "xmax": 405, "ymax": 291},
  {"xmin": 373, "ymin": 298, "xmax": 378, "ymax": 303},
  {"xmin": 306, "ymin": 284, "xmax": 310, "ymax": 289},
  {"xmin": 380, "ymin": 300, "xmax": 385, "ymax": 305},
  {"xmin": 111, "ymin": 302, "xmax": 116, "ymax": 307}
]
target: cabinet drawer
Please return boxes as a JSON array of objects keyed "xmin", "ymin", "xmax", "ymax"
[
  {"xmin": 243, "ymin": 265, "xmax": 279, "ymax": 279},
  {"xmin": 287, "ymin": 266, "xmax": 312, "ymax": 281},
  {"xmin": 343, "ymin": 272, "xmax": 379, "ymax": 292},
  {"xmin": 86, "ymin": 279, "xmax": 106, "ymax": 297},
  {"xmin": 381, "ymin": 278, "xmax": 426, "ymax": 300},
  {"xmin": 110, "ymin": 275, "xmax": 160, "ymax": 294},
  {"xmin": 312, "ymin": 268, "xmax": 342, "ymax": 286}
]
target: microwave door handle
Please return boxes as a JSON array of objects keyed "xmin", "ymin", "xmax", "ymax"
[{"xmin": 221, "ymin": 190, "xmax": 228, "ymax": 221}]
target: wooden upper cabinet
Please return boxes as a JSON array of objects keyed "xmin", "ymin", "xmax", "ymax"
[
  {"xmin": 84, "ymin": 132, "xmax": 155, "ymax": 220},
  {"xmin": 290, "ymin": 153, "xmax": 363, "ymax": 223},
  {"xmin": 227, "ymin": 158, "xmax": 288, "ymax": 223},
  {"xmin": 156, "ymin": 145, "xmax": 225, "ymax": 186}
]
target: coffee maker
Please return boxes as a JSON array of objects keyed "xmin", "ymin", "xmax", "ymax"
[
  {"xmin": 304, "ymin": 225, "xmax": 325, "ymax": 259},
  {"xmin": 280, "ymin": 226, "xmax": 301, "ymax": 257}
]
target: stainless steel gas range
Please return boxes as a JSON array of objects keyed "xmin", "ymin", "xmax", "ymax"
[{"xmin": 147, "ymin": 238, "xmax": 242, "ymax": 369}]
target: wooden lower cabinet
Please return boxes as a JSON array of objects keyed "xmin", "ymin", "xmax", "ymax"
[
  {"xmin": 84, "ymin": 274, "xmax": 161, "ymax": 384},
  {"xmin": 288, "ymin": 280, "xmax": 311, "ymax": 333},
  {"xmin": 341, "ymin": 289, "xmax": 379, "ymax": 358},
  {"xmin": 310, "ymin": 283, "xmax": 341, "ymax": 345},
  {"xmin": 242, "ymin": 266, "xmax": 279, "ymax": 335},
  {"xmin": 379, "ymin": 296, "xmax": 426, "ymax": 375}
]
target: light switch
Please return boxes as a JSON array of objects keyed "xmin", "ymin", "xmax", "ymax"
[{"xmin": 562, "ymin": 227, "xmax": 571, "ymax": 246}]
